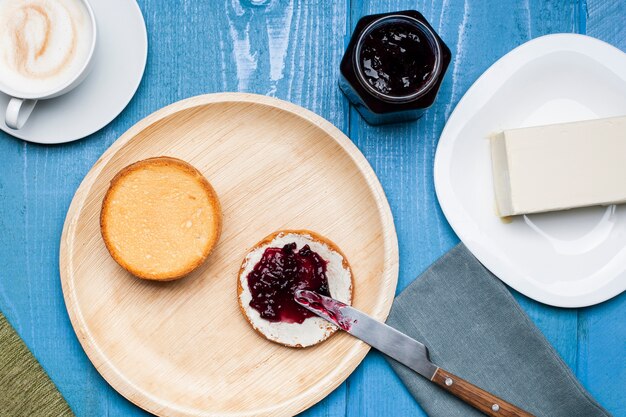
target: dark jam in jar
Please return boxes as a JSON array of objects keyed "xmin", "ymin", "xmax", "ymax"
[
  {"xmin": 339, "ymin": 11, "xmax": 451, "ymax": 125},
  {"xmin": 359, "ymin": 20, "xmax": 436, "ymax": 97},
  {"xmin": 246, "ymin": 243, "xmax": 330, "ymax": 324}
]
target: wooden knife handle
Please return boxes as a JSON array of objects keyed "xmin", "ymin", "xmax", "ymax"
[{"xmin": 431, "ymin": 368, "xmax": 536, "ymax": 417}]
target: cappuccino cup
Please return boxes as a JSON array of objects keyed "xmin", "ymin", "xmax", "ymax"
[{"xmin": 0, "ymin": 0, "xmax": 97, "ymax": 130}]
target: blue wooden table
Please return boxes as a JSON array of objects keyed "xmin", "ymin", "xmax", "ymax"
[{"xmin": 1, "ymin": 1, "xmax": 624, "ymax": 416}]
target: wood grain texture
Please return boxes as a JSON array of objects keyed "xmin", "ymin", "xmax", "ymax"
[
  {"xmin": 431, "ymin": 368, "xmax": 535, "ymax": 417},
  {"xmin": 579, "ymin": 3, "xmax": 626, "ymax": 416},
  {"xmin": 345, "ymin": 1, "xmax": 582, "ymax": 417},
  {"xmin": 0, "ymin": 0, "xmax": 624, "ymax": 416},
  {"xmin": 60, "ymin": 93, "xmax": 398, "ymax": 417}
]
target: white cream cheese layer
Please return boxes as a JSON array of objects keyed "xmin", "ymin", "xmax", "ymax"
[{"xmin": 239, "ymin": 232, "xmax": 352, "ymax": 347}]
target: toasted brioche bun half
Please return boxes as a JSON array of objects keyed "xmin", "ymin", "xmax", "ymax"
[
  {"xmin": 238, "ymin": 230, "xmax": 353, "ymax": 348},
  {"xmin": 101, "ymin": 157, "xmax": 222, "ymax": 281}
]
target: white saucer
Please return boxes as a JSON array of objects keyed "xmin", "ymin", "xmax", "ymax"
[
  {"xmin": 434, "ymin": 34, "xmax": 626, "ymax": 308},
  {"xmin": 0, "ymin": 0, "xmax": 147, "ymax": 144}
]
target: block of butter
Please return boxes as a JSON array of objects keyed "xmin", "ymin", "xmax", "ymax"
[{"xmin": 490, "ymin": 115, "xmax": 626, "ymax": 217}]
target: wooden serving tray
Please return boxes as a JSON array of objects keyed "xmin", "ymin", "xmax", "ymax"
[{"xmin": 60, "ymin": 93, "xmax": 398, "ymax": 417}]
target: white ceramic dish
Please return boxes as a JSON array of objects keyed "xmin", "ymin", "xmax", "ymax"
[
  {"xmin": 0, "ymin": 0, "xmax": 147, "ymax": 144},
  {"xmin": 434, "ymin": 34, "xmax": 626, "ymax": 308}
]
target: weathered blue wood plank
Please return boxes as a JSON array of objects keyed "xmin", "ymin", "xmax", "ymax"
[
  {"xmin": 579, "ymin": 2, "xmax": 626, "ymax": 415},
  {"xmin": 577, "ymin": 293, "xmax": 626, "ymax": 417},
  {"xmin": 217, "ymin": 1, "xmax": 352, "ymax": 415},
  {"xmin": 346, "ymin": 0, "xmax": 582, "ymax": 416}
]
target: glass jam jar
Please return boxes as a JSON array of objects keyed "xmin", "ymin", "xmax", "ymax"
[{"xmin": 339, "ymin": 10, "xmax": 451, "ymax": 125}]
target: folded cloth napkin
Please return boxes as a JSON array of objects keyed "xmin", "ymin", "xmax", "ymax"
[
  {"xmin": 0, "ymin": 313, "xmax": 73, "ymax": 416},
  {"xmin": 386, "ymin": 244, "xmax": 611, "ymax": 417}
]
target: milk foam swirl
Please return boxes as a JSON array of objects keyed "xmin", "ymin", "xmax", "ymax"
[{"xmin": 0, "ymin": 0, "xmax": 93, "ymax": 95}]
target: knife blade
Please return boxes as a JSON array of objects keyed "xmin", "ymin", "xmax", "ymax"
[
  {"xmin": 294, "ymin": 289, "xmax": 437, "ymax": 379},
  {"xmin": 294, "ymin": 290, "xmax": 535, "ymax": 417}
]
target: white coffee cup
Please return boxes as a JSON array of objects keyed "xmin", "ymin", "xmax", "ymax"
[{"xmin": 0, "ymin": 0, "xmax": 97, "ymax": 130}]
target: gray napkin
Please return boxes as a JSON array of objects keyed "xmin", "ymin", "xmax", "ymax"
[{"xmin": 386, "ymin": 244, "xmax": 611, "ymax": 417}]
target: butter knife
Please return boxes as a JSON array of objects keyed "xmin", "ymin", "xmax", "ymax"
[{"xmin": 294, "ymin": 290, "xmax": 535, "ymax": 417}]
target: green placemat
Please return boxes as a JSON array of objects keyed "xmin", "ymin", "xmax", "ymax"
[{"xmin": 0, "ymin": 313, "xmax": 73, "ymax": 416}]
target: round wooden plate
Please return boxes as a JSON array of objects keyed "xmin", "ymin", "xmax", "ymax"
[{"xmin": 60, "ymin": 93, "xmax": 398, "ymax": 417}]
